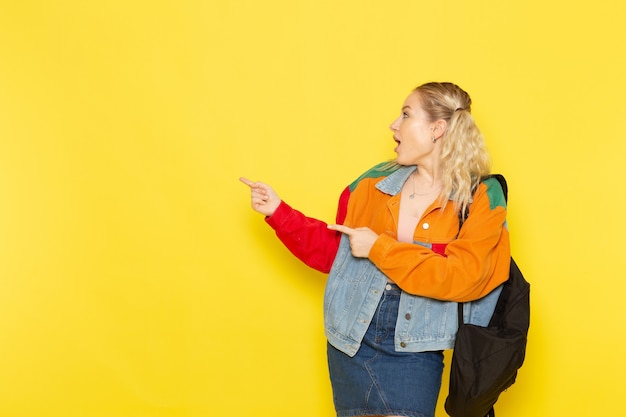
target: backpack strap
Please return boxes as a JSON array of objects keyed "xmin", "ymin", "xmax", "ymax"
[{"xmin": 457, "ymin": 300, "xmax": 465, "ymax": 325}]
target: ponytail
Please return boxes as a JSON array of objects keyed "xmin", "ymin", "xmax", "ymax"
[{"xmin": 440, "ymin": 108, "xmax": 491, "ymax": 217}]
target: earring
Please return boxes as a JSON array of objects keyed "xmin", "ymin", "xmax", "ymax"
[{"xmin": 431, "ymin": 136, "xmax": 437, "ymax": 143}]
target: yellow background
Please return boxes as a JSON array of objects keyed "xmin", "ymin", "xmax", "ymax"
[{"xmin": 1, "ymin": 1, "xmax": 625, "ymax": 416}]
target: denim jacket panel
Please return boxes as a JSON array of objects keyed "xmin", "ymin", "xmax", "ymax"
[{"xmin": 324, "ymin": 236, "xmax": 502, "ymax": 357}]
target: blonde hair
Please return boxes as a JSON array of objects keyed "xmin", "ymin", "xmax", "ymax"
[{"xmin": 415, "ymin": 82, "xmax": 491, "ymax": 217}]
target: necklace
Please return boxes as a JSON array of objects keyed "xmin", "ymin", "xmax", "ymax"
[{"xmin": 409, "ymin": 173, "xmax": 442, "ymax": 199}]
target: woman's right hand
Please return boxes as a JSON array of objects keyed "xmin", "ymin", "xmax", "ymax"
[{"xmin": 239, "ymin": 177, "xmax": 281, "ymax": 217}]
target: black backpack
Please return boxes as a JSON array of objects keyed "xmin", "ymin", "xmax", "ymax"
[{"xmin": 445, "ymin": 174, "xmax": 530, "ymax": 417}]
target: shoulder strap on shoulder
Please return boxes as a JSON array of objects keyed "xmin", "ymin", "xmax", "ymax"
[
  {"xmin": 482, "ymin": 174, "xmax": 508, "ymax": 202},
  {"xmin": 458, "ymin": 174, "xmax": 508, "ymax": 227}
]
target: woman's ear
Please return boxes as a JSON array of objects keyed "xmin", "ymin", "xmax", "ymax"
[{"xmin": 432, "ymin": 119, "xmax": 448, "ymax": 139}]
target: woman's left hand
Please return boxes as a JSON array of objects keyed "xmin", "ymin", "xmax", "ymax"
[{"xmin": 327, "ymin": 224, "xmax": 379, "ymax": 258}]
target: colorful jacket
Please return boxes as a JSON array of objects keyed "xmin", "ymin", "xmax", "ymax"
[{"xmin": 266, "ymin": 162, "xmax": 510, "ymax": 355}]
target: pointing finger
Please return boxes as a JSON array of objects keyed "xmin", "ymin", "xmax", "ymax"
[
  {"xmin": 239, "ymin": 177, "xmax": 255, "ymax": 187},
  {"xmin": 327, "ymin": 224, "xmax": 354, "ymax": 235}
]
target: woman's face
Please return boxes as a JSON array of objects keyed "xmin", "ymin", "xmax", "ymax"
[{"xmin": 389, "ymin": 91, "xmax": 439, "ymax": 166}]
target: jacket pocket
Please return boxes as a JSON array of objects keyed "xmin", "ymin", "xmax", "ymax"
[{"xmin": 397, "ymin": 295, "xmax": 457, "ymax": 341}]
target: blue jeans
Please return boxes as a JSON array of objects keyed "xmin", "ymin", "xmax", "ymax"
[{"xmin": 327, "ymin": 283, "xmax": 444, "ymax": 417}]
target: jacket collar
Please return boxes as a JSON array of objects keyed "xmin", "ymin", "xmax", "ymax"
[{"xmin": 375, "ymin": 165, "xmax": 416, "ymax": 196}]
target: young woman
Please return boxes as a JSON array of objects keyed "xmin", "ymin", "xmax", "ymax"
[{"xmin": 240, "ymin": 82, "xmax": 510, "ymax": 417}]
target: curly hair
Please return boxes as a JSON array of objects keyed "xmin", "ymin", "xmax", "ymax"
[{"xmin": 414, "ymin": 82, "xmax": 491, "ymax": 217}]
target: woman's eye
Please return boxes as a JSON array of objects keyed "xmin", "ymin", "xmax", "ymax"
[{"xmin": 402, "ymin": 112, "xmax": 409, "ymax": 118}]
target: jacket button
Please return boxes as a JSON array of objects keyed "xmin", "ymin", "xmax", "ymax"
[
  {"xmin": 422, "ymin": 222, "xmax": 430, "ymax": 230},
  {"xmin": 405, "ymin": 313, "xmax": 411, "ymax": 320},
  {"xmin": 400, "ymin": 342, "xmax": 406, "ymax": 348}
]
